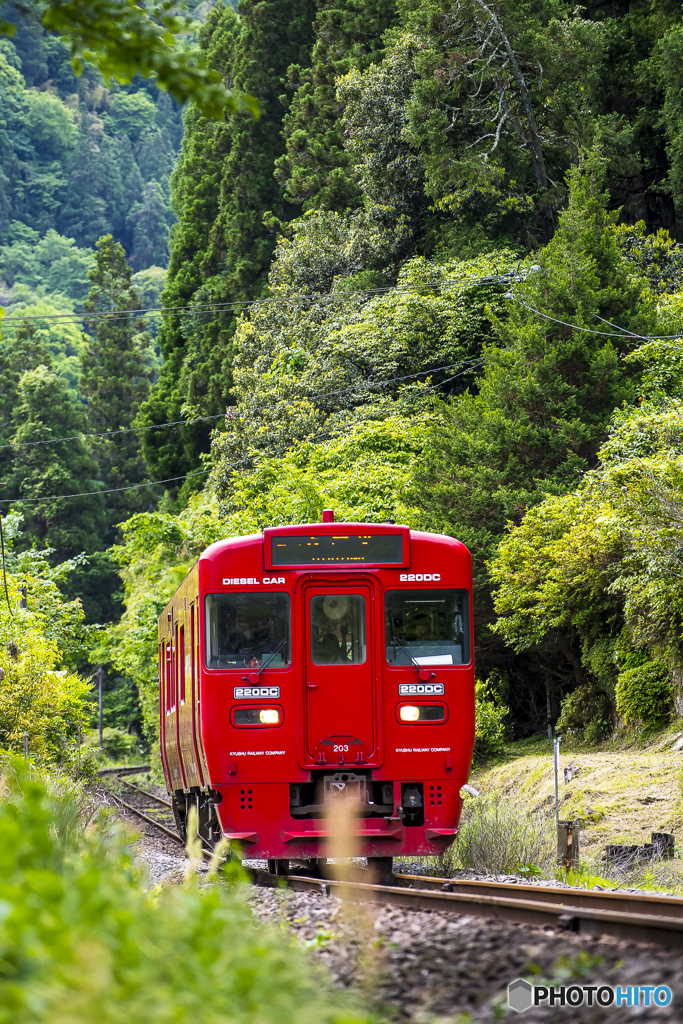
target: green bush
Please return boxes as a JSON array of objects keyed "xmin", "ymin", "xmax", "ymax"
[
  {"xmin": 556, "ymin": 681, "xmax": 613, "ymax": 743},
  {"xmin": 0, "ymin": 762, "xmax": 372, "ymax": 1024},
  {"xmin": 98, "ymin": 726, "xmax": 142, "ymax": 762},
  {"xmin": 615, "ymin": 654, "xmax": 673, "ymax": 725},
  {"xmin": 473, "ymin": 680, "xmax": 508, "ymax": 763}
]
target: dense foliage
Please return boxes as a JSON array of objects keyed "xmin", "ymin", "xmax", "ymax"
[
  {"xmin": 9, "ymin": 0, "xmax": 683, "ymax": 754},
  {"xmin": 139, "ymin": 0, "xmax": 317, "ymax": 489},
  {"xmin": 149, "ymin": 0, "xmax": 683, "ymax": 494},
  {"xmin": 0, "ymin": 513, "xmax": 94, "ymax": 768},
  {"xmin": 0, "ymin": 765, "xmax": 372, "ymax": 1024}
]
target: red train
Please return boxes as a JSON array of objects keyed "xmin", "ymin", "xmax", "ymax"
[{"xmin": 159, "ymin": 513, "xmax": 475, "ymax": 874}]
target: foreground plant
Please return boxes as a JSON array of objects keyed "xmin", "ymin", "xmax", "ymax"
[{"xmin": 0, "ymin": 762, "xmax": 373, "ymax": 1024}]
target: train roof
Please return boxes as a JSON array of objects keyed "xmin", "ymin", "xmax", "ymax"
[{"xmin": 199, "ymin": 523, "xmax": 469, "ymax": 563}]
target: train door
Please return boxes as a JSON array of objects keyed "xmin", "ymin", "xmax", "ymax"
[
  {"xmin": 159, "ymin": 642, "xmax": 171, "ymax": 783},
  {"xmin": 164, "ymin": 623, "xmax": 184, "ymax": 789},
  {"xmin": 304, "ymin": 583, "xmax": 375, "ymax": 763},
  {"xmin": 188, "ymin": 600, "xmax": 207, "ymax": 786},
  {"xmin": 178, "ymin": 618, "xmax": 202, "ymax": 788},
  {"xmin": 174, "ymin": 621, "xmax": 189, "ymax": 789},
  {"xmin": 192, "ymin": 596, "xmax": 210, "ymax": 781}
]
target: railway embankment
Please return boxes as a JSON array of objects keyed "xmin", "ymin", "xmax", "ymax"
[{"xmin": 471, "ymin": 731, "xmax": 683, "ymax": 887}]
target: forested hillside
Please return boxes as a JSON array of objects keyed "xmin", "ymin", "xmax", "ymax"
[{"xmin": 6, "ymin": 0, "xmax": 683, "ymax": 759}]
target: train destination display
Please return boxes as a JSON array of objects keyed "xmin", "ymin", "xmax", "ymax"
[{"xmin": 271, "ymin": 532, "xmax": 404, "ymax": 565}]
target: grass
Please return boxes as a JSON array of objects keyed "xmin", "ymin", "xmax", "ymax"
[{"xmin": 456, "ymin": 725, "xmax": 683, "ymax": 892}]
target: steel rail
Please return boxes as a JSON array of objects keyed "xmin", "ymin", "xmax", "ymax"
[
  {"xmin": 104, "ymin": 792, "xmax": 683, "ymax": 948},
  {"xmin": 394, "ymin": 873, "xmax": 683, "ymax": 920},
  {"xmin": 246, "ymin": 870, "xmax": 683, "ymax": 948},
  {"xmin": 110, "ymin": 791, "xmax": 183, "ymax": 845},
  {"xmin": 123, "ymin": 780, "xmax": 174, "ymax": 809},
  {"xmin": 97, "ymin": 765, "xmax": 151, "ymax": 777}
]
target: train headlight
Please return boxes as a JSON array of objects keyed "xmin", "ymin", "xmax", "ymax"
[
  {"xmin": 233, "ymin": 706, "xmax": 282, "ymax": 726},
  {"xmin": 397, "ymin": 704, "xmax": 447, "ymax": 723},
  {"xmin": 399, "ymin": 705, "xmax": 421, "ymax": 722}
]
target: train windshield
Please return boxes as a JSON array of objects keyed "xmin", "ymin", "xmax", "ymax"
[
  {"xmin": 309, "ymin": 593, "xmax": 367, "ymax": 665},
  {"xmin": 385, "ymin": 590, "xmax": 469, "ymax": 666},
  {"xmin": 204, "ymin": 593, "xmax": 291, "ymax": 670}
]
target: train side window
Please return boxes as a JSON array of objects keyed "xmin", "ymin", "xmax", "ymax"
[
  {"xmin": 179, "ymin": 625, "xmax": 185, "ymax": 704},
  {"xmin": 309, "ymin": 593, "xmax": 366, "ymax": 665},
  {"xmin": 204, "ymin": 592, "xmax": 291, "ymax": 670},
  {"xmin": 173, "ymin": 624, "xmax": 178, "ymax": 711},
  {"xmin": 385, "ymin": 589, "xmax": 470, "ymax": 666}
]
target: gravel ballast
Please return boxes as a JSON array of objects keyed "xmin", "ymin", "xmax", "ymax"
[{"xmin": 107, "ymin": 794, "xmax": 683, "ymax": 1021}]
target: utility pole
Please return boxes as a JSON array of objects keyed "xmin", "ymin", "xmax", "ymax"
[{"xmin": 96, "ymin": 666, "xmax": 104, "ymax": 747}]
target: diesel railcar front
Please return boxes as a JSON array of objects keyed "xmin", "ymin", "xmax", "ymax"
[{"xmin": 159, "ymin": 515, "xmax": 475, "ymax": 872}]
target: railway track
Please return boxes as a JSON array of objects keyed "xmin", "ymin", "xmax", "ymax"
[
  {"xmin": 101, "ymin": 768, "xmax": 683, "ymax": 949},
  {"xmin": 100, "ymin": 768, "xmax": 183, "ymax": 845}
]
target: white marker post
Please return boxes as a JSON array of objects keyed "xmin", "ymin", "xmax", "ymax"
[{"xmin": 553, "ymin": 735, "xmax": 560, "ymax": 828}]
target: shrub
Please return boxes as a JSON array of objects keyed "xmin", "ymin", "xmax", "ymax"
[
  {"xmin": 98, "ymin": 726, "xmax": 142, "ymax": 762},
  {"xmin": 556, "ymin": 681, "xmax": 613, "ymax": 743},
  {"xmin": 0, "ymin": 762, "xmax": 373, "ymax": 1024},
  {"xmin": 473, "ymin": 680, "xmax": 508, "ymax": 763},
  {"xmin": 615, "ymin": 653, "xmax": 673, "ymax": 725},
  {"xmin": 447, "ymin": 791, "xmax": 554, "ymax": 876},
  {"xmin": 0, "ymin": 513, "xmax": 95, "ymax": 771}
]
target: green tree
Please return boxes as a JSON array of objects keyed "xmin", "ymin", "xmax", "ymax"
[
  {"xmin": 59, "ymin": 122, "xmax": 124, "ymax": 248},
  {"xmin": 210, "ymin": 235, "xmax": 513, "ymax": 476},
  {"xmin": 5, "ymin": 364, "xmax": 105, "ymax": 564},
  {"xmin": 136, "ymin": 125, "xmax": 177, "ymax": 195},
  {"xmin": 275, "ymin": 0, "xmax": 397, "ymax": 211},
  {"xmin": 0, "ymin": 512, "xmax": 94, "ymax": 767},
  {"xmin": 2, "ymin": 0, "xmax": 260, "ymax": 119},
  {"xmin": 140, "ymin": 0, "xmax": 316, "ymax": 493},
  {"xmin": 127, "ymin": 179, "xmax": 173, "ymax": 270},
  {"xmin": 79, "ymin": 235, "xmax": 155, "ymax": 537},
  {"xmin": 0, "ymin": 297, "xmax": 87, "ymax": 394},
  {"xmin": 488, "ymin": 393, "xmax": 683, "ymax": 736},
  {"xmin": 413, "ymin": 159, "xmax": 659, "ymax": 731}
]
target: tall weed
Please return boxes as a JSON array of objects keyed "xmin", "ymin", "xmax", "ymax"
[{"xmin": 442, "ymin": 792, "xmax": 555, "ymax": 875}]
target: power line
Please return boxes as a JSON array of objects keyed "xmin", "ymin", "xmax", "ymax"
[
  {"xmin": 0, "ymin": 359, "xmax": 481, "ymax": 506},
  {"xmin": 0, "ymin": 469, "xmax": 210, "ymax": 505},
  {"xmin": 0, "ymin": 413, "xmax": 225, "ymax": 452},
  {"xmin": 0, "ymin": 286, "xmax": 412, "ymax": 323},
  {"xmin": 514, "ymin": 296, "xmax": 683, "ymax": 346},
  {"xmin": 0, "ymin": 274, "xmax": 518, "ymax": 326},
  {"xmin": 0, "ymin": 358, "xmax": 483, "ymax": 452}
]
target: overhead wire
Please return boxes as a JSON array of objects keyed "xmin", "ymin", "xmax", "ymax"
[
  {"xmin": 0, "ymin": 273, "xmax": 519, "ymax": 326},
  {"xmin": 10, "ymin": 266, "xmax": 680, "ymax": 506},
  {"xmin": 0, "ymin": 469, "xmax": 211, "ymax": 506},
  {"xmin": 514, "ymin": 296, "xmax": 683, "ymax": 346},
  {"xmin": 0, "ymin": 357, "xmax": 484, "ymax": 452},
  {"xmin": 0, "ymin": 358, "xmax": 481, "ymax": 506},
  {"xmin": 0, "ymin": 413, "xmax": 225, "ymax": 452}
]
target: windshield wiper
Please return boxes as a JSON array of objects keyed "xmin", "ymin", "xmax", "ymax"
[
  {"xmin": 242, "ymin": 638, "xmax": 287, "ymax": 682},
  {"xmin": 391, "ymin": 620, "xmax": 434, "ymax": 680}
]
